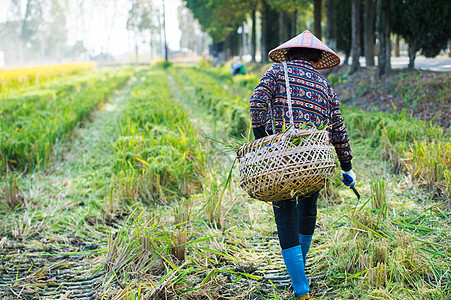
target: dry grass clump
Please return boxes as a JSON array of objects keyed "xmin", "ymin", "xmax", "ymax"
[
  {"xmin": 370, "ymin": 179, "xmax": 388, "ymax": 215},
  {"xmin": 404, "ymin": 140, "xmax": 451, "ymax": 199},
  {"xmin": 343, "ymin": 103, "xmax": 450, "ymax": 204},
  {"xmin": 101, "ymin": 207, "xmax": 259, "ymax": 299},
  {"xmin": 313, "ymin": 189, "xmax": 451, "ymax": 299},
  {"xmin": 104, "ymin": 212, "xmax": 166, "ymax": 276},
  {"xmin": 0, "ymin": 174, "xmax": 25, "ymax": 209},
  {"xmin": 381, "ymin": 118, "xmax": 450, "ymax": 200},
  {"xmin": 102, "ymin": 211, "xmax": 189, "ymax": 299}
]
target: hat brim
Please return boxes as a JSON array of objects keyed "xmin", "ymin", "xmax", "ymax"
[
  {"xmin": 268, "ymin": 30, "xmax": 341, "ymax": 69},
  {"xmin": 268, "ymin": 46, "xmax": 340, "ymax": 70}
]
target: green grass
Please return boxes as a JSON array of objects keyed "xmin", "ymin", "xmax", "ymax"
[
  {"xmin": 111, "ymin": 68, "xmax": 207, "ymax": 205},
  {"xmin": 169, "ymin": 66, "xmax": 250, "ymax": 137},
  {"xmin": 342, "ymin": 105, "xmax": 450, "ymax": 198},
  {"xmin": 0, "ymin": 63, "xmax": 449, "ymax": 300},
  {"xmin": 0, "ymin": 67, "xmax": 133, "ymax": 173}
]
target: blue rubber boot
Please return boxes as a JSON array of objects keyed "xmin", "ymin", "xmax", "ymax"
[
  {"xmin": 281, "ymin": 245, "xmax": 310, "ymax": 298},
  {"xmin": 299, "ymin": 234, "xmax": 313, "ymax": 267}
]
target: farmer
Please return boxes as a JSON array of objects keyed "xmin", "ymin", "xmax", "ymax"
[
  {"xmin": 231, "ymin": 61, "xmax": 246, "ymax": 76},
  {"xmin": 249, "ymin": 30, "xmax": 355, "ymax": 299}
]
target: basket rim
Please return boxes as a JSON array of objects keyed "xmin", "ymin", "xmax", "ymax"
[{"xmin": 237, "ymin": 128, "xmax": 328, "ymax": 158}]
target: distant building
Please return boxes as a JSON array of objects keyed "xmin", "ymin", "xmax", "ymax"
[{"xmin": 91, "ymin": 53, "xmax": 114, "ymax": 62}]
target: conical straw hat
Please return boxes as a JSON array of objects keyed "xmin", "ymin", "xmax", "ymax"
[{"xmin": 268, "ymin": 30, "xmax": 340, "ymax": 69}]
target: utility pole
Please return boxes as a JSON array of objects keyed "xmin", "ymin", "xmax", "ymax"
[{"xmin": 162, "ymin": 0, "xmax": 168, "ymax": 61}]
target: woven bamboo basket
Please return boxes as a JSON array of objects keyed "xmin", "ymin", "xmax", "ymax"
[{"xmin": 237, "ymin": 128, "xmax": 336, "ymax": 202}]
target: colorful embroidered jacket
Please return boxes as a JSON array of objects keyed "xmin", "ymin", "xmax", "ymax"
[{"xmin": 250, "ymin": 59, "xmax": 352, "ymax": 169}]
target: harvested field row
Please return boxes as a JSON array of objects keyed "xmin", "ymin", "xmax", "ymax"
[{"xmin": 0, "ymin": 63, "xmax": 449, "ymax": 299}]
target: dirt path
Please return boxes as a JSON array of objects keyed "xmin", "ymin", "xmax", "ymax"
[{"xmin": 0, "ymin": 75, "xmax": 137, "ymax": 299}]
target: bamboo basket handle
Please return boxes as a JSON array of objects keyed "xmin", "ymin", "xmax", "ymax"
[
  {"xmin": 266, "ymin": 62, "xmax": 293, "ymax": 134},
  {"xmin": 282, "ymin": 62, "xmax": 294, "ymax": 127}
]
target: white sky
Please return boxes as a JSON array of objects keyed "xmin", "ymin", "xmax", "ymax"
[
  {"xmin": 69, "ymin": 0, "xmax": 182, "ymax": 56},
  {"xmin": 0, "ymin": 0, "xmax": 182, "ymax": 56}
]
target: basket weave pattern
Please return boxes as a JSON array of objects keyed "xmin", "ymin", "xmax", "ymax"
[{"xmin": 237, "ymin": 129, "xmax": 336, "ymax": 202}]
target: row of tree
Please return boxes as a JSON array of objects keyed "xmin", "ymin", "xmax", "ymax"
[
  {"xmin": 1, "ymin": 0, "xmax": 74, "ymax": 65},
  {"xmin": 1, "ymin": 0, "xmax": 171, "ymax": 65},
  {"xmin": 184, "ymin": 0, "xmax": 451, "ymax": 75},
  {"xmin": 2, "ymin": 0, "xmax": 449, "ymax": 70}
]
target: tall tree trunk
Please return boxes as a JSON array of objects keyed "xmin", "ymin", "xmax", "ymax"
[
  {"xmin": 344, "ymin": 52, "xmax": 350, "ymax": 65},
  {"xmin": 251, "ymin": 8, "xmax": 256, "ymax": 62},
  {"xmin": 351, "ymin": 0, "xmax": 361, "ymax": 74},
  {"xmin": 150, "ymin": 30, "xmax": 154, "ymax": 60},
  {"xmin": 394, "ymin": 34, "xmax": 400, "ymax": 57},
  {"xmin": 279, "ymin": 10, "xmax": 285, "ymax": 43},
  {"xmin": 239, "ymin": 26, "xmax": 243, "ymax": 59},
  {"xmin": 325, "ymin": 0, "xmax": 336, "ymax": 50},
  {"xmin": 157, "ymin": 7, "xmax": 163, "ymax": 59},
  {"xmin": 314, "ymin": 0, "xmax": 322, "ymax": 39},
  {"xmin": 291, "ymin": 6, "xmax": 297, "ymax": 37},
  {"xmin": 243, "ymin": 22, "xmax": 247, "ymax": 58},
  {"xmin": 135, "ymin": 43, "xmax": 139, "ymax": 63},
  {"xmin": 364, "ymin": 0, "xmax": 375, "ymax": 66},
  {"xmin": 407, "ymin": 39, "xmax": 418, "ymax": 69},
  {"xmin": 261, "ymin": 1, "xmax": 268, "ymax": 62},
  {"xmin": 376, "ymin": 0, "xmax": 391, "ymax": 77},
  {"xmin": 224, "ymin": 35, "xmax": 231, "ymax": 61}
]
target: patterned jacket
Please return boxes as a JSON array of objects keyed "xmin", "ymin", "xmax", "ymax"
[{"xmin": 250, "ymin": 59, "xmax": 352, "ymax": 169}]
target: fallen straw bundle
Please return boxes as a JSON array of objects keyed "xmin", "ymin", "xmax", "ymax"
[{"xmin": 237, "ymin": 128, "xmax": 335, "ymax": 202}]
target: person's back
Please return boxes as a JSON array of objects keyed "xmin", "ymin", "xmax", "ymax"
[
  {"xmin": 251, "ymin": 58, "xmax": 351, "ymax": 165},
  {"xmin": 254, "ymin": 61, "xmax": 330, "ymax": 125}
]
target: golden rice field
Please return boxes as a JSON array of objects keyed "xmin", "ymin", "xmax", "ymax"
[
  {"xmin": 0, "ymin": 63, "xmax": 96, "ymax": 96},
  {"xmin": 0, "ymin": 62, "xmax": 449, "ymax": 299}
]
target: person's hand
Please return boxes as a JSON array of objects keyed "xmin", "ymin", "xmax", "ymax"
[{"xmin": 341, "ymin": 169, "xmax": 356, "ymax": 189}]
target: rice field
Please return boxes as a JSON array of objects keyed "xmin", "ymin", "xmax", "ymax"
[
  {"xmin": 0, "ymin": 63, "xmax": 96, "ymax": 96},
  {"xmin": 0, "ymin": 62, "xmax": 449, "ymax": 299}
]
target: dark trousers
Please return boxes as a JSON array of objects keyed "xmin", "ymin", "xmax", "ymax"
[{"xmin": 272, "ymin": 191, "xmax": 319, "ymax": 250}]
